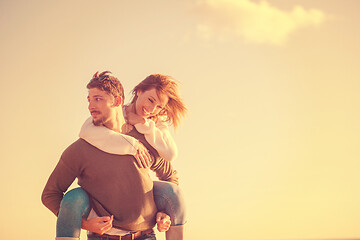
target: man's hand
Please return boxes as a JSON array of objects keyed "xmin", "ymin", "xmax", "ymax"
[
  {"xmin": 134, "ymin": 142, "xmax": 152, "ymax": 168},
  {"xmin": 81, "ymin": 216, "xmax": 113, "ymax": 235},
  {"xmin": 156, "ymin": 212, "xmax": 171, "ymax": 232}
]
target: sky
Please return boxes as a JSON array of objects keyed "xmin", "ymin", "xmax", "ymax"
[{"xmin": 1, "ymin": 0, "xmax": 360, "ymax": 239}]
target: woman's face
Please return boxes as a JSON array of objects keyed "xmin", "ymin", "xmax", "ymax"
[{"xmin": 135, "ymin": 88, "xmax": 169, "ymax": 118}]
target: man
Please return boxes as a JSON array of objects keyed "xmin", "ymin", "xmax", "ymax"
[{"xmin": 42, "ymin": 71, "xmax": 178, "ymax": 240}]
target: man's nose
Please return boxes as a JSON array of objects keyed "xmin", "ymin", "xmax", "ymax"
[{"xmin": 88, "ymin": 101, "xmax": 95, "ymax": 110}]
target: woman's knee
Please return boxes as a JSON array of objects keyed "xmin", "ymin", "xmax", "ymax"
[
  {"xmin": 57, "ymin": 188, "xmax": 90, "ymax": 237},
  {"xmin": 153, "ymin": 181, "xmax": 186, "ymax": 225},
  {"xmin": 154, "ymin": 181, "xmax": 183, "ymax": 200},
  {"xmin": 60, "ymin": 187, "xmax": 90, "ymax": 216}
]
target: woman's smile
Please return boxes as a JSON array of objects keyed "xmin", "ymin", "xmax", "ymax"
[
  {"xmin": 141, "ymin": 107, "xmax": 151, "ymax": 117},
  {"xmin": 136, "ymin": 88, "xmax": 169, "ymax": 119}
]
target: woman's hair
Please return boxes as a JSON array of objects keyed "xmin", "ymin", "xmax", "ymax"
[
  {"xmin": 130, "ymin": 74, "xmax": 187, "ymax": 129},
  {"xmin": 87, "ymin": 71, "xmax": 125, "ymax": 102}
]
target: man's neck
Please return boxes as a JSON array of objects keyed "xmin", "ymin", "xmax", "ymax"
[{"xmin": 103, "ymin": 108, "xmax": 126, "ymax": 133}]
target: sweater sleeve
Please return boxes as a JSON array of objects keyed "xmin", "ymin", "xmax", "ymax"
[
  {"xmin": 41, "ymin": 158, "xmax": 78, "ymax": 216},
  {"xmin": 134, "ymin": 118, "xmax": 178, "ymax": 161},
  {"xmin": 150, "ymin": 156, "xmax": 179, "ymax": 185}
]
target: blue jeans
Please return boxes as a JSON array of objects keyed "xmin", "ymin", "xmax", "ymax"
[
  {"xmin": 57, "ymin": 188, "xmax": 91, "ymax": 238},
  {"xmin": 153, "ymin": 181, "xmax": 186, "ymax": 226},
  {"xmin": 56, "ymin": 181, "xmax": 186, "ymax": 238}
]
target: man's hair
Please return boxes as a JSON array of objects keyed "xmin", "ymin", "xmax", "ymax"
[
  {"xmin": 130, "ymin": 74, "xmax": 187, "ymax": 129},
  {"xmin": 87, "ymin": 71, "xmax": 124, "ymax": 102}
]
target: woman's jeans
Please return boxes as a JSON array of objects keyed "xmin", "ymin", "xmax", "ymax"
[
  {"xmin": 57, "ymin": 188, "xmax": 91, "ymax": 238},
  {"xmin": 56, "ymin": 181, "xmax": 186, "ymax": 238},
  {"xmin": 153, "ymin": 181, "xmax": 186, "ymax": 226}
]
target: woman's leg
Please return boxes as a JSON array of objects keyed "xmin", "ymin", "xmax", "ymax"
[
  {"xmin": 153, "ymin": 181, "xmax": 186, "ymax": 240},
  {"xmin": 56, "ymin": 187, "xmax": 91, "ymax": 239}
]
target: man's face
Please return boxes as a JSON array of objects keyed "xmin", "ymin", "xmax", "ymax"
[{"xmin": 88, "ymin": 88, "xmax": 116, "ymax": 126}]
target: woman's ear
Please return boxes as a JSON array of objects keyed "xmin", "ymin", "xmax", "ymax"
[{"xmin": 136, "ymin": 90, "xmax": 142, "ymax": 97}]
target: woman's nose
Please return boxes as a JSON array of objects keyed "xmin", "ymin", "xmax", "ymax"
[{"xmin": 149, "ymin": 103, "xmax": 157, "ymax": 113}]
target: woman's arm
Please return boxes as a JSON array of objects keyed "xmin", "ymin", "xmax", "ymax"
[
  {"xmin": 79, "ymin": 117, "xmax": 151, "ymax": 168},
  {"xmin": 79, "ymin": 117, "xmax": 139, "ymax": 155},
  {"xmin": 134, "ymin": 118, "xmax": 178, "ymax": 161}
]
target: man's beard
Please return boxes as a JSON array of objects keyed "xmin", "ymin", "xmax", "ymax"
[{"xmin": 92, "ymin": 117, "xmax": 106, "ymax": 126}]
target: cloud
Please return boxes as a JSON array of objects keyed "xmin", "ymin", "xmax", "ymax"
[{"xmin": 195, "ymin": 0, "xmax": 326, "ymax": 45}]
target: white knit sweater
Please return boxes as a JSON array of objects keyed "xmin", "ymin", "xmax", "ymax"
[{"xmin": 79, "ymin": 117, "xmax": 178, "ymax": 161}]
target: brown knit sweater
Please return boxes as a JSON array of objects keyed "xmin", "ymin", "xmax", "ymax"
[{"xmin": 41, "ymin": 127, "xmax": 178, "ymax": 232}]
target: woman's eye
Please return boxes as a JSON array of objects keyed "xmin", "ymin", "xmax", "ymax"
[{"xmin": 148, "ymin": 98, "xmax": 154, "ymax": 103}]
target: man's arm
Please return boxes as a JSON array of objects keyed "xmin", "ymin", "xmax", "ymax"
[
  {"xmin": 81, "ymin": 216, "xmax": 114, "ymax": 235},
  {"xmin": 41, "ymin": 157, "xmax": 78, "ymax": 216}
]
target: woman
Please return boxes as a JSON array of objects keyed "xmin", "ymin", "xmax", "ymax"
[
  {"xmin": 59, "ymin": 73, "xmax": 187, "ymax": 240},
  {"xmin": 124, "ymin": 73, "xmax": 187, "ymax": 240}
]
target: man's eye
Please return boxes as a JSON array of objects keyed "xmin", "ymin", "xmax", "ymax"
[
  {"xmin": 148, "ymin": 98, "xmax": 154, "ymax": 103},
  {"xmin": 96, "ymin": 98, "xmax": 102, "ymax": 101}
]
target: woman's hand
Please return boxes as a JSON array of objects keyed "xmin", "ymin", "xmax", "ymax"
[
  {"xmin": 81, "ymin": 216, "xmax": 113, "ymax": 235},
  {"xmin": 134, "ymin": 142, "xmax": 152, "ymax": 168},
  {"xmin": 156, "ymin": 212, "xmax": 171, "ymax": 232},
  {"xmin": 125, "ymin": 111, "xmax": 146, "ymax": 125}
]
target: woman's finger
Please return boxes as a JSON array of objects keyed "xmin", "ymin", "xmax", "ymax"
[
  {"xmin": 136, "ymin": 143, "xmax": 151, "ymax": 168},
  {"xmin": 144, "ymin": 151, "xmax": 151, "ymax": 166},
  {"xmin": 141, "ymin": 152, "xmax": 150, "ymax": 168},
  {"xmin": 139, "ymin": 154, "xmax": 148, "ymax": 168},
  {"xmin": 134, "ymin": 154, "xmax": 144, "ymax": 168}
]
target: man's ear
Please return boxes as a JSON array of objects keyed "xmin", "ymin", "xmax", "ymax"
[{"xmin": 114, "ymin": 96, "xmax": 123, "ymax": 107}]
